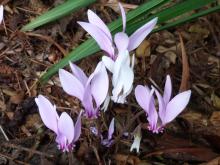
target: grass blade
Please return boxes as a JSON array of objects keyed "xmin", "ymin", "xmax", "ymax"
[
  {"xmin": 154, "ymin": 5, "xmax": 220, "ymax": 32},
  {"xmin": 22, "ymin": 0, "xmax": 96, "ymax": 31},
  {"xmin": 127, "ymin": 0, "xmax": 216, "ymax": 33}
]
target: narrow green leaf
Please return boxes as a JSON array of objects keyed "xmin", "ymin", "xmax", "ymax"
[
  {"xmin": 40, "ymin": 0, "xmax": 167, "ymax": 83},
  {"xmin": 22, "ymin": 0, "xmax": 96, "ymax": 31},
  {"xmin": 154, "ymin": 5, "xmax": 220, "ymax": 32},
  {"xmin": 127, "ymin": 0, "xmax": 216, "ymax": 33}
]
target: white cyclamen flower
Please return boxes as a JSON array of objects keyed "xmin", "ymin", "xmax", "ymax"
[{"xmin": 102, "ymin": 50, "xmax": 135, "ymax": 103}]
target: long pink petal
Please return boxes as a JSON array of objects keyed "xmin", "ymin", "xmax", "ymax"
[
  {"xmin": 58, "ymin": 112, "xmax": 74, "ymax": 144},
  {"xmin": 69, "ymin": 62, "xmax": 88, "ymax": 86},
  {"xmin": 147, "ymin": 89, "xmax": 158, "ymax": 130},
  {"xmin": 163, "ymin": 90, "xmax": 191, "ymax": 125},
  {"xmin": 73, "ymin": 111, "xmax": 82, "ymax": 142},
  {"xmin": 135, "ymin": 85, "xmax": 150, "ymax": 112},
  {"xmin": 0, "ymin": 5, "xmax": 3, "ymax": 24},
  {"xmin": 87, "ymin": 10, "xmax": 112, "ymax": 41},
  {"xmin": 90, "ymin": 62, "xmax": 109, "ymax": 107},
  {"xmin": 128, "ymin": 17, "xmax": 158, "ymax": 51},
  {"xmin": 82, "ymin": 84, "xmax": 95, "ymax": 118},
  {"xmin": 119, "ymin": 3, "xmax": 126, "ymax": 32},
  {"xmin": 108, "ymin": 118, "xmax": 115, "ymax": 140},
  {"xmin": 114, "ymin": 32, "xmax": 129, "ymax": 53},
  {"xmin": 163, "ymin": 75, "xmax": 172, "ymax": 105},
  {"xmin": 78, "ymin": 21, "xmax": 114, "ymax": 57},
  {"xmin": 35, "ymin": 95, "xmax": 58, "ymax": 133},
  {"xmin": 59, "ymin": 69, "xmax": 84, "ymax": 101}
]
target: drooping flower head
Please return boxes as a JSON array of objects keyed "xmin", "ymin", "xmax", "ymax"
[
  {"xmin": 59, "ymin": 61, "xmax": 109, "ymax": 118},
  {"xmin": 78, "ymin": 3, "xmax": 157, "ymax": 60},
  {"xmin": 35, "ymin": 95, "xmax": 82, "ymax": 152},
  {"xmin": 135, "ymin": 75, "xmax": 191, "ymax": 133},
  {"xmin": 0, "ymin": 5, "xmax": 3, "ymax": 24}
]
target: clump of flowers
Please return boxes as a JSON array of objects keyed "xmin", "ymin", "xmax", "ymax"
[
  {"xmin": 78, "ymin": 3, "xmax": 157, "ymax": 103},
  {"xmin": 59, "ymin": 61, "xmax": 109, "ymax": 118},
  {"xmin": 135, "ymin": 75, "xmax": 191, "ymax": 133},
  {"xmin": 35, "ymin": 95, "xmax": 82, "ymax": 152},
  {"xmin": 34, "ymin": 3, "xmax": 192, "ymax": 155}
]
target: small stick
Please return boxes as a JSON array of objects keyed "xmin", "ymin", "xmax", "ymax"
[{"xmin": 0, "ymin": 125, "xmax": 9, "ymax": 141}]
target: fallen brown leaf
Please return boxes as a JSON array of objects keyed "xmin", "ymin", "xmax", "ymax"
[{"xmin": 179, "ymin": 34, "xmax": 190, "ymax": 92}]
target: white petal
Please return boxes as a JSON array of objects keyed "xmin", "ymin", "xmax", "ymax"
[{"xmin": 102, "ymin": 56, "xmax": 114, "ymax": 73}]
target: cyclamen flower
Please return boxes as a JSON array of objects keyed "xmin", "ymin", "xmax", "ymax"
[
  {"xmin": 101, "ymin": 118, "xmax": 115, "ymax": 147},
  {"xmin": 35, "ymin": 95, "xmax": 82, "ymax": 152},
  {"xmin": 102, "ymin": 50, "xmax": 134, "ymax": 103},
  {"xmin": 135, "ymin": 75, "xmax": 191, "ymax": 133},
  {"xmin": 59, "ymin": 61, "xmax": 109, "ymax": 118},
  {"xmin": 0, "ymin": 5, "xmax": 3, "ymax": 24},
  {"xmin": 78, "ymin": 3, "xmax": 157, "ymax": 60},
  {"xmin": 130, "ymin": 125, "xmax": 142, "ymax": 153}
]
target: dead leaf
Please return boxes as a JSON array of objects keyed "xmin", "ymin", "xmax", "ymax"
[
  {"xmin": 164, "ymin": 51, "xmax": 177, "ymax": 64},
  {"xmin": 136, "ymin": 40, "xmax": 151, "ymax": 58},
  {"xmin": 201, "ymin": 156, "xmax": 220, "ymax": 165},
  {"xmin": 114, "ymin": 154, "xmax": 141, "ymax": 165},
  {"xmin": 10, "ymin": 91, "xmax": 24, "ymax": 104},
  {"xmin": 179, "ymin": 34, "xmax": 190, "ymax": 92},
  {"xmin": 156, "ymin": 45, "xmax": 176, "ymax": 53},
  {"xmin": 211, "ymin": 92, "xmax": 220, "ymax": 109},
  {"xmin": 210, "ymin": 111, "xmax": 220, "ymax": 127},
  {"xmin": 188, "ymin": 24, "xmax": 210, "ymax": 38}
]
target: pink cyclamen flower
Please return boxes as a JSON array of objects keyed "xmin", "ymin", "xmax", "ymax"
[
  {"xmin": 135, "ymin": 75, "xmax": 191, "ymax": 133},
  {"xmin": 101, "ymin": 118, "xmax": 115, "ymax": 147},
  {"xmin": 78, "ymin": 3, "xmax": 157, "ymax": 60},
  {"xmin": 35, "ymin": 95, "xmax": 82, "ymax": 152},
  {"xmin": 0, "ymin": 5, "xmax": 3, "ymax": 24},
  {"xmin": 59, "ymin": 61, "xmax": 109, "ymax": 118}
]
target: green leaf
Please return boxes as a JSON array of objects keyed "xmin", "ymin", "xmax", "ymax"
[
  {"xmin": 21, "ymin": 0, "xmax": 96, "ymax": 31},
  {"xmin": 154, "ymin": 5, "xmax": 220, "ymax": 32},
  {"xmin": 127, "ymin": 0, "xmax": 216, "ymax": 32}
]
